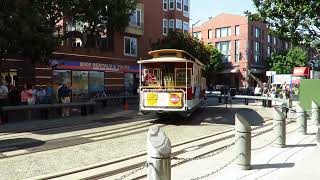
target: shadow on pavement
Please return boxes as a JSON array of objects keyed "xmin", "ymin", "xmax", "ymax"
[
  {"xmin": 0, "ymin": 138, "xmax": 45, "ymax": 152},
  {"xmin": 0, "ymin": 108, "xmax": 152, "ymax": 135},
  {"xmin": 285, "ymin": 144, "xmax": 317, "ymax": 148},
  {"xmin": 251, "ymin": 162, "xmax": 295, "ymax": 170},
  {"xmin": 153, "ymin": 105, "xmax": 266, "ymax": 127}
]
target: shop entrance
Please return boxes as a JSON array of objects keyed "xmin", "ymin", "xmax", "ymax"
[{"xmin": 1, "ymin": 69, "xmax": 18, "ymax": 86}]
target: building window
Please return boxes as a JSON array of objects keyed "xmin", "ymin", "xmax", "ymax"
[
  {"xmin": 193, "ymin": 32, "xmax": 201, "ymax": 40},
  {"xmin": 129, "ymin": 9, "xmax": 141, "ymax": 27},
  {"xmin": 235, "ymin": 25, "xmax": 240, "ymax": 36},
  {"xmin": 176, "ymin": 0, "xmax": 182, "ymax": 11},
  {"xmin": 267, "ymin": 34, "xmax": 272, "ymax": 44},
  {"xmin": 255, "ymin": 27, "xmax": 261, "ymax": 38},
  {"xmin": 235, "ymin": 40, "xmax": 240, "ymax": 62},
  {"xmin": 169, "ymin": 19, "xmax": 175, "ymax": 30},
  {"xmin": 176, "ymin": 19, "xmax": 182, "ymax": 29},
  {"xmin": 215, "ymin": 27, "xmax": 231, "ymax": 38},
  {"xmin": 254, "ymin": 41, "xmax": 261, "ymax": 63},
  {"xmin": 273, "ymin": 37, "xmax": 277, "ymax": 45},
  {"xmin": 124, "ymin": 36, "xmax": 137, "ymax": 56},
  {"xmin": 267, "ymin": 46, "xmax": 272, "ymax": 57},
  {"xmin": 215, "ymin": 41, "xmax": 231, "ymax": 63},
  {"xmin": 169, "ymin": 0, "xmax": 175, "ymax": 10},
  {"xmin": 183, "ymin": 0, "xmax": 189, "ymax": 17},
  {"xmin": 163, "ymin": 0, "xmax": 168, "ymax": 11},
  {"xmin": 163, "ymin": 19, "xmax": 168, "ymax": 35},
  {"xmin": 208, "ymin": 29, "xmax": 213, "ymax": 39},
  {"xmin": 183, "ymin": 21, "xmax": 189, "ymax": 33}
]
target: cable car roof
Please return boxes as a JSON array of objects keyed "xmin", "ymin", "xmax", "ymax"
[{"xmin": 138, "ymin": 49, "xmax": 205, "ymax": 67}]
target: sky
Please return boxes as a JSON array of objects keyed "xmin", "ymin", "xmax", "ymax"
[{"xmin": 190, "ymin": 0, "xmax": 257, "ymax": 26}]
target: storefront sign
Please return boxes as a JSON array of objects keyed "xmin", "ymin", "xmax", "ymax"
[
  {"xmin": 49, "ymin": 59, "xmax": 139, "ymax": 73},
  {"xmin": 144, "ymin": 92, "xmax": 183, "ymax": 108},
  {"xmin": 292, "ymin": 67, "xmax": 310, "ymax": 77}
]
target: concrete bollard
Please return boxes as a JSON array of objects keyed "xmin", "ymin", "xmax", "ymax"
[
  {"xmin": 296, "ymin": 103, "xmax": 307, "ymax": 135},
  {"xmin": 235, "ymin": 114, "xmax": 251, "ymax": 170},
  {"xmin": 311, "ymin": 101, "xmax": 320, "ymax": 125},
  {"xmin": 147, "ymin": 126, "xmax": 171, "ymax": 180},
  {"xmin": 273, "ymin": 107, "xmax": 286, "ymax": 148}
]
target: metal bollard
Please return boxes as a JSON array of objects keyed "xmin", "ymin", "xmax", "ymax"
[
  {"xmin": 235, "ymin": 114, "xmax": 251, "ymax": 170},
  {"xmin": 218, "ymin": 96, "xmax": 222, "ymax": 103},
  {"xmin": 311, "ymin": 101, "xmax": 320, "ymax": 125},
  {"xmin": 245, "ymin": 98, "xmax": 249, "ymax": 105},
  {"xmin": 262, "ymin": 99, "xmax": 267, "ymax": 107},
  {"xmin": 267, "ymin": 100, "xmax": 272, "ymax": 108},
  {"xmin": 147, "ymin": 126, "xmax": 171, "ymax": 180},
  {"xmin": 296, "ymin": 103, "xmax": 307, "ymax": 135},
  {"xmin": 273, "ymin": 107, "xmax": 286, "ymax": 148}
]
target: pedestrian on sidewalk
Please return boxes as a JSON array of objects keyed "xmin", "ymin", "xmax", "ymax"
[
  {"xmin": 58, "ymin": 83, "xmax": 71, "ymax": 117},
  {"xmin": 0, "ymin": 81, "xmax": 9, "ymax": 123},
  {"xmin": 21, "ymin": 84, "xmax": 32, "ymax": 105}
]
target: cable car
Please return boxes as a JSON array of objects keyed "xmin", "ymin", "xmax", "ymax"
[{"xmin": 138, "ymin": 49, "xmax": 206, "ymax": 118}]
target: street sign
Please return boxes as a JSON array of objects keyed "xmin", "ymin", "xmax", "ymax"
[{"xmin": 266, "ymin": 71, "xmax": 276, "ymax": 77}]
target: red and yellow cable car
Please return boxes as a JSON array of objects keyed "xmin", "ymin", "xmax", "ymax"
[{"xmin": 138, "ymin": 49, "xmax": 206, "ymax": 118}]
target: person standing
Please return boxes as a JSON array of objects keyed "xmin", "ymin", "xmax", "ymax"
[
  {"xmin": 58, "ymin": 84, "xmax": 71, "ymax": 117},
  {"xmin": 45, "ymin": 85, "xmax": 53, "ymax": 104},
  {"xmin": 21, "ymin": 84, "xmax": 32, "ymax": 105},
  {"xmin": 0, "ymin": 81, "xmax": 9, "ymax": 123}
]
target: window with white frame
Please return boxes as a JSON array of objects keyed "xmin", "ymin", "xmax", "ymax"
[
  {"xmin": 193, "ymin": 32, "xmax": 201, "ymax": 40},
  {"xmin": 129, "ymin": 9, "xmax": 141, "ymax": 27},
  {"xmin": 176, "ymin": 0, "xmax": 182, "ymax": 11},
  {"xmin": 163, "ymin": 0, "xmax": 168, "ymax": 11},
  {"xmin": 255, "ymin": 27, "xmax": 261, "ymax": 38},
  {"xmin": 267, "ymin": 46, "xmax": 272, "ymax": 57},
  {"xmin": 235, "ymin": 40, "xmax": 240, "ymax": 62},
  {"xmin": 215, "ymin": 27, "xmax": 231, "ymax": 38},
  {"xmin": 267, "ymin": 34, "xmax": 272, "ymax": 43},
  {"xmin": 215, "ymin": 41, "xmax": 231, "ymax": 63},
  {"xmin": 169, "ymin": 0, "xmax": 175, "ymax": 10},
  {"xmin": 169, "ymin": 19, "xmax": 175, "ymax": 30},
  {"xmin": 273, "ymin": 37, "xmax": 277, "ymax": 45},
  {"xmin": 183, "ymin": 21, "xmax": 189, "ymax": 33},
  {"xmin": 183, "ymin": 0, "xmax": 189, "ymax": 17},
  {"xmin": 124, "ymin": 36, "xmax": 137, "ymax": 56},
  {"xmin": 235, "ymin": 25, "xmax": 240, "ymax": 36},
  {"xmin": 163, "ymin": 19, "xmax": 168, "ymax": 35},
  {"xmin": 176, "ymin": 19, "xmax": 182, "ymax": 29},
  {"xmin": 208, "ymin": 29, "xmax": 213, "ymax": 39},
  {"xmin": 254, "ymin": 41, "xmax": 261, "ymax": 63}
]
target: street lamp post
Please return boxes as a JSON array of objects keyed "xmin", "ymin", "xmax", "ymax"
[
  {"xmin": 191, "ymin": 17, "xmax": 212, "ymax": 37},
  {"xmin": 191, "ymin": 20, "xmax": 201, "ymax": 37}
]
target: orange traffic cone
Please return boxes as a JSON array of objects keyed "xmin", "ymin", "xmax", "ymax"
[{"xmin": 123, "ymin": 98, "xmax": 129, "ymax": 111}]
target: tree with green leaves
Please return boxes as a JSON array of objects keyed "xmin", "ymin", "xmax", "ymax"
[
  {"xmin": 267, "ymin": 47, "xmax": 308, "ymax": 74},
  {"xmin": 152, "ymin": 31, "xmax": 224, "ymax": 75},
  {"xmin": 245, "ymin": 0, "xmax": 320, "ymax": 45},
  {"xmin": 0, "ymin": 0, "xmax": 74, "ymax": 68},
  {"xmin": 72, "ymin": 0, "xmax": 137, "ymax": 49}
]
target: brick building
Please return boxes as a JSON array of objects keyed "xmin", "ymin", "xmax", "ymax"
[
  {"xmin": 1, "ymin": 0, "xmax": 190, "ymax": 101},
  {"xmin": 192, "ymin": 13, "xmax": 294, "ymax": 89}
]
